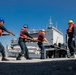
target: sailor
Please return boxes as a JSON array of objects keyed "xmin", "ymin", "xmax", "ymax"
[
  {"xmin": 16, "ymin": 24, "xmax": 34, "ymax": 60},
  {"xmin": 37, "ymin": 29, "xmax": 48, "ymax": 59},
  {"xmin": 0, "ymin": 17, "xmax": 15, "ymax": 61},
  {"xmin": 67, "ymin": 20, "xmax": 76, "ymax": 58}
]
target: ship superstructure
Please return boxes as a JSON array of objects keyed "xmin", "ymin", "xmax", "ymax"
[
  {"xmin": 6, "ymin": 18, "xmax": 65, "ymax": 58},
  {"xmin": 28, "ymin": 18, "xmax": 63, "ymax": 45}
]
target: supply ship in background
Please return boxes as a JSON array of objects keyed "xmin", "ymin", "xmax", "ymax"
[{"xmin": 6, "ymin": 18, "xmax": 67, "ymax": 58}]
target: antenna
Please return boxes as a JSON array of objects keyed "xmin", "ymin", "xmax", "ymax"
[
  {"xmin": 49, "ymin": 17, "xmax": 53, "ymax": 27},
  {"xmin": 56, "ymin": 22, "xmax": 57, "ymax": 29}
]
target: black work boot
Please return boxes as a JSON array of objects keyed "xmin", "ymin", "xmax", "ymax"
[
  {"xmin": 24, "ymin": 54, "xmax": 31, "ymax": 60},
  {"xmin": 16, "ymin": 54, "xmax": 22, "ymax": 60},
  {"xmin": 40, "ymin": 53, "xmax": 44, "ymax": 59},
  {"xmin": 2, "ymin": 53, "xmax": 9, "ymax": 61},
  {"xmin": 2, "ymin": 58, "xmax": 9, "ymax": 61},
  {"xmin": 70, "ymin": 53, "xmax": 75, "ymax": 58}
]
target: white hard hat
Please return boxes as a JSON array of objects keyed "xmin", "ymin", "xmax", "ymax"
[{"xmin": 41, "ymin": 29, "xmax": 45, "ymax": 32}]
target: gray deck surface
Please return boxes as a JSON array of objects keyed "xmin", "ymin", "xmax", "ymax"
[{"xmin": 0, "ymin": 57, "xmax": 76, "ymax": 75}]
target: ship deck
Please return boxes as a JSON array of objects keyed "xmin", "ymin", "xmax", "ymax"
[
  {"xmin": 0, "ymin": 57, "xmax": 76, "ymax": 75},
  {"xmin": 0, "ymin": 57, "xmax": 75, "ymax": 63}
]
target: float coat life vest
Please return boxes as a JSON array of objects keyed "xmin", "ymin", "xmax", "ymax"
[
  {"xmin": 67, "ymin": 24, "xmax": 75, "ymax": 33},
  {"xmin": 38, "ymin": 31, "xmax": 45, "ymax": 42},
  {"xmin": 0, "ymin": 29, "xmax": 2, "ymax": 36},
  {"xmin": 19, "ymin": 28, "xmax": 28, "ymax": 39},
  {"xmin": 67, "ymin": 24, "xmax": 76, "ymax": 38}
]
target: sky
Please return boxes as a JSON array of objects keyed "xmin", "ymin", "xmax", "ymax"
[{"xmin": 0, "ymin": 0, "xmax": 76, "ymax": 45}]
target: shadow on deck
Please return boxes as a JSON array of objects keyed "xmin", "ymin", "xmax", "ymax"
[{"xmin": 0, "ymin": 58, "xmax": 76, "ymax": 75}]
